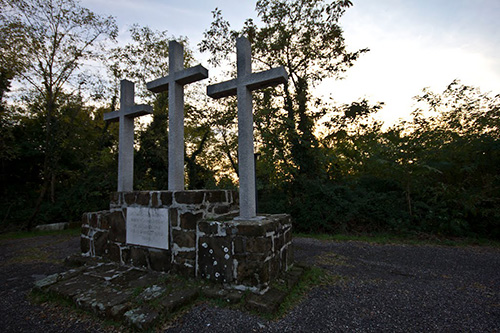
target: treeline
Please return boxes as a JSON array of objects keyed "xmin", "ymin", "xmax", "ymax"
[{"xmin": 1, "ymin": 0, "xmax": 498, "ymax": 239}]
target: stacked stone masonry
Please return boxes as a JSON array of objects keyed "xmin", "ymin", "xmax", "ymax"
[
  {"xmin": 82, "ymin": 190, "xmax": 293, "ymax": 294},
  {"xmin": 197, "ymin": 215, "xmax": 293, "ymax": 293}
]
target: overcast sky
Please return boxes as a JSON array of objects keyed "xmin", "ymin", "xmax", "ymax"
[{"xmin": 80, "ymin": 0, "xmax": 500, "ymax": 125}]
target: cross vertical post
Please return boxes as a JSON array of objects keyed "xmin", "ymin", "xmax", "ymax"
[
  {"xmin": 168, "ymin": 41, "xmax": 185, "ymax": 191},
  {"xmin": 207, "ymin": 37, "xmax": 288, "ymax": 219},
  {"xmin": 118, "ymin": 81, "xmax": 134, "ymax": 192},
  {"xmin": 236, "ymin": 37, "xmax": 257, "ymax": 219},
  {"xmin": 146, "ymin": 41, "xmax": 209, "ymax": 191},
  {"xmin": 104, "ymin": 79, "xmax": 153, "ymax": 192}
]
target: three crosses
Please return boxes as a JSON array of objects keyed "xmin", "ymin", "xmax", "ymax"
[{"xmin": 104, "ymin": 37, "xmax": 288, "ymax": 219}]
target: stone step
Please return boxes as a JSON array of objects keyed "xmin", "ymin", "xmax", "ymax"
[
  {"xmin": 246, "ymin": 288, "xmax": 288, "ymax": 313},
  {"xmin": 33, "ymin": 259, "xmax": 307, "ymax": 330}
]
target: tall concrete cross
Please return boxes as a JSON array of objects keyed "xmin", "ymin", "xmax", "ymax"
[
  {"xmin": 207, "ymin": 37, "xmax": 288, "ymax": 219},
  {"xmin": 104, "ymin": 79, "xmax": 153, "ymax": 192},
  {"xmin": 146, "ymin": 41, "xmax": 208, "ymax": 190}
]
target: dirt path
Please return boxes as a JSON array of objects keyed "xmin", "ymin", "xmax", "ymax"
[{"xmin": 0, "ymin": 234, "xmax": 499, "ymax": 332}]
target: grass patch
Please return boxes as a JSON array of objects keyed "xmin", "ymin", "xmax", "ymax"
[
  {"xmin": 30, "ymin": 288, "xmax": 75, "ymax": 307},
  {"xmin": 314, "ymin": 252, "xmax": 353, "ymax": 267},
  {"xmin": 293, "ymin": 232, "xmax": 500, "ymax": 247},
  {"xmin": 0, "ymin": 226, "xmax": 81, "ymax": 241},
  {"xmin": 265, "ymin": 266, "xmax": 347, "ymax": 320},
  {"xmin": 9, "ymin": 246, "xmax": 51, "ymax": 264}
]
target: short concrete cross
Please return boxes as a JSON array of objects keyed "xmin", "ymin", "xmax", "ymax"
[
  {"xmin": 207, "ymin": 37, "xmax": 288, "ymax": 219},
  {"xmin": 146, "ymin": 41, "xmax": 209, "ymax": 191},
  {"xmin": 104, "ymin": 79, "xmax": 152, "ymax": 192}
]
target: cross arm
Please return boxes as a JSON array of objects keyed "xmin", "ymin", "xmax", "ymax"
[
  {"xmin": 146, "ymin": 76, "xmax": 170, "ymax": 93},
  {"xmin": 147, "ymin": 65, "xmax": 208, "ymax": 93},
  {"xmin": 103, "ymin": 110, "xmax": 120, "ymax": 122},
  {"xmin": 176, "ymin": 64, "xmax": 208, "ymax": 85},
  {"xmin": 246, "ymin": 67, "xmax": 288, "ymax": 92},
  {"xmin": 207, "ymin": 67, "xmax": 288, "ymax": 99},
  {"xmin": 103, "ymin": 104, "xmax": 153, "ymax": 122},
  {"xmin": 125, "ymin": 104, "xmax": 153, "ymax": 118},
  {"xmin": 207, "ymin": 78, "xmax": 238, "ymax": 99}
]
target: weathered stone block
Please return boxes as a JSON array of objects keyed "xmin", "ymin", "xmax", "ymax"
[
  {"xmin": 233, "ymin": 237, "xmax": 245, "ymax": 254},
  {"xmin": 106, "ymin": 242, "xmax": 121, "ymax": 262},
  {"xmin": 124, "ymin": 306, "xmax": 159, "ymax": 330},
  {"xmin": 198, "ymin": 236, "xmax": 233, "ymax": 283},
  {"xmin": 149, "ymin": 248, "xmax": 171, "ymax": 272},
  {"xmin": 236, "ymin": 260, "xmax": 261, "ymax": 286},
  {"xmin": 201, "ymin": 286, "xmax": 228, "ymax": 299},
  {"xmin": 130, "ymin": 247, "xmax": 148, "ymax": 268},
  {"xmin": 197, "ymin": 220, "xmax": 219, "ymax": 235},
  {"xmin": 180, "ymin": 212, "xmax": 203, "ymax": 230},
  {"xmin": 284, "ymin": 228, "xmax": 292, "ymax": 244},
  {"xmin": 110, "ymin": 192, "xmax": 120, "ymax": 205},
  {"xmin": 175, "ymin": 191, "xmax": 204, "ymax": 204},
  {"xmin": 246, "ymin": 237, "xmax": 272, "ymax": 254},
  {"xmin": 124, "ymin": 192, "xmax": 136, "ymax": 205},
  {"xmin": 275, "ymin": 234, "xmax": 284, "ymax": 252},
  {"xmin": 160, "ymin": 288, "xmax": 199, "ymax": 313},
  {"xmin": 269, "ymin": 256, "xmax": 278, "ymax": 281},
  {"xmin": 109, "ymin": 303, "xmax": 130, "ymax": 320},
  {"xmin": 98, "ymin": 211, "xmax": 110, "ymax": 230},
  {"xmin": 121, "ymin": 248, "xmax": 131, "ymax": 265},
  {"xmin": 108, "ymin": 211, "xmax": 126, "ymax": 243},
  {"xmin": 205, "ymin": 190, "xmax": 225, "ymax": 203},
  {"xmin": 213, "ymin": 205, "xmax": 230, "ymax": 215},
  {"xmin": 258, "ymin": 260, "xmax": 270, "ymax": 285},
  {"xmin": 237, "ymin": 259, "xmax": 269, "ymax": 286},
  {"xmin": 233, "ymin": 252, "xmax": 268, "ymax": 262},
  {"xmin": 151, "ymin": 192, "xmax": 159, "ymax": 207},
  {"xmin": 174, "ymin": 260, "xmax": 195, "ymax": 277},
  {"xmin": 89, "ymin": 213, "xmax": 98, "ymax": 228},
  {"xmin": 93, "ymin": 231, "xmax": 108, "ymax": 256},
  {"xmin": 175, "ymin": 250, "xmax": 195, "ymax": 260},
  {"xmin": 111, "ymin": 268, "xmax": 147, "ymax": 288},
  {"xmin": 226, "ymin": 291, "xmax": 244, "ymax": 304},
  {"xmin": 236, "ymin": 221, "xmax": 273, "ymax": 237},
  {"xmin": 246, "ymin": 288, "xmax": 287, "ymax": 313},
  {"xmin": 230, "ymin": 190, "xmax": 239, "ymax": 204},
  {"xmin": 81, "ymin": 226, "xmax": 90, "ymax": 237},
  {"xmin": 160, "ymin": 192, "xmax": 172, "ymax": 206},
  {"xmin": 169, "ymin": 208, "xmax": 178, "ymax": 227},
  {"xmin": 172, "ymin": 229, "xmax": 195, "ymax": 248},
  {"xmin": 286, "ymin": 246, "xmax": 294, "ymax": 269},
  {"xmin": 137, "ymin": 191, "xmax": 150, "ymax": 206},
  {"xmin": 81, "ymin": 237, "xmax": 90, "ymax": 254},
  {"xmin": 58, "ymin": 276, "xmax": 103, "ymax": 302}
]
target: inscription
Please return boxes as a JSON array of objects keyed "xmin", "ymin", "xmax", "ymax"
[{"xmin": 126, "ymin": 207, "xmax": 169, "ymax": 250}]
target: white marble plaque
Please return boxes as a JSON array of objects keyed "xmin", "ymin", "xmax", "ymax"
[{"xmin": 126, "ymin": 207, "xmax": 169, "ymax": 250}]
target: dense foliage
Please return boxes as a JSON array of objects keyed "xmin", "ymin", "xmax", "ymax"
[{"xmin": 1, "ymin": 0, "xmax": 498, "ymax": 239}]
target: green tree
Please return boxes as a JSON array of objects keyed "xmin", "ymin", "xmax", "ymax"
[
  {"xmin": 1, "ymin": 0, "xmax": 117, "ymax": 228},
  {"xmin": 0, "ymin": 92, "xmax": 116, "ymax": 231},
  {"xmin": 200, "ymin": 0, "xmax": 368, "ymax": 218},
  {"xmin": 200, "ymin": 0, "xmax": 368, "ymax": 181},
  {"xmin": 403, "ymin": 81, "xmax": 500, "ymax": 236}
]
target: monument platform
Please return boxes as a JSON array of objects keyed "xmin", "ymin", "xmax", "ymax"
[
  {"xmin": 82, "ymin": 190, "xmax": 293, "ymax": 294},
  {"xmin": 34, "ymin": 256, "xmax": 305, "ymax": 330}
]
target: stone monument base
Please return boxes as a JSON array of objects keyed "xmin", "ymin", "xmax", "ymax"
[{"xmin": 81, "ymin": 190, "xmax": 293, "ymax": 294}]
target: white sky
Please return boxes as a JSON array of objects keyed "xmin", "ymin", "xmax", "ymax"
[{"xmin": 80, "ymin": 0, "xmax": 500, "ymax": 125}]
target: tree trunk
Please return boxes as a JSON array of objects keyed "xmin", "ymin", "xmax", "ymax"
[{"xmin": 27, "ymin": 93, "xmax": 55, "ymax": 230}]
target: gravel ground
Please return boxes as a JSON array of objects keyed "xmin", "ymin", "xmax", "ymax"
[{"xmin": 0, "ymin": 234, "xmax": 499, "ymax": 332}]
